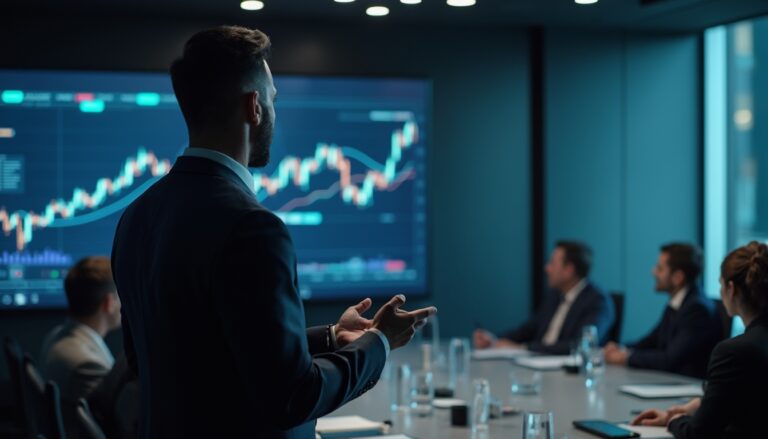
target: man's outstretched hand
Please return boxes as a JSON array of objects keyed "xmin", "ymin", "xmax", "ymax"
[
  {"xmin": 372, "ymin": 294, "xmax": 437, "ymax": 350},
  {"xmin": 335, "ymin": 298, "xmax": 375, "ymax": 347}
]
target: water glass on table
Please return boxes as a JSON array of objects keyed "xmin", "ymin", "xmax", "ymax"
[
  {"xmin": 510, "ymin": 368, "xmax": 542, "ymax": 396},
  {"xmin": 522, "ymin": 411, "xmax": 554, "ymax": 439},
  {"xmin": 472, "ymin": 378, "xmax": 491, "ymax": 433},
  {"xmin": 448, "ymin": 337, "xmax": 471, "ymax": 388},
  {"xmin": 410, "ymin": 370, "xmax": 434, "ymax": 416},
  {"xmin": 390, "ymin": 364, "xmax": 411, "ymax": 412}
]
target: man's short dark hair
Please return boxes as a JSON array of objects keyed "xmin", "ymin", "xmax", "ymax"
[
  {"xmin": 170, "ymin": 25, "xmax": 271, "ymax": 130},
  {"xmin": 555, "ymin": 240, "xmax": 593, "ymax": 278},
  {"xmin": 661, "ymin": 242, "xmax": 702, "ymax": 283},
  {"xmin": 64, "ymin": 256, "xmax": 116, "ymax": 318}
]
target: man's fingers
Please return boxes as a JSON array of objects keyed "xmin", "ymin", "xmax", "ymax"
[
  {"xmin": 406, "ymin": 306, "xmax": 438, "ymax": 322},
  {"xmin": 631, "ymin": 411, "xmax": 652, "ymax": 425},
  {"xmin": 414, "ymin": 318, "xmax": 428, "ymax": 330},
  {"xmin": 384, "ymin": 294, "xmax": 406, "ymax": 311},
  {"xmin": 353, "ymin": 298, "xmax": 373, "ymax": 314}
]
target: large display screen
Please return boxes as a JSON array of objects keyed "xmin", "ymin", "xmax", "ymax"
[{"xmin": 0, "ymin": 70, "xmax": 429, "ymax": 308}]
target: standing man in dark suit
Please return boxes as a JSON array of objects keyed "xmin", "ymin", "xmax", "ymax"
[
  {"xmin": 473, "ymin": 241, "xmax": 614, "ymax": 355},
  {"xmin": 111, "ymin": 26, "xmax": 436, "ymax": 439},
  {"xmin": 604, "ymin": 243, "xmax": 720, "ymax": 378}
]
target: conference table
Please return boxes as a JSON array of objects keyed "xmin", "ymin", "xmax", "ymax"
[{"xmin": 329, "ymin": 343, "xmax": 700, "ymax": 438}]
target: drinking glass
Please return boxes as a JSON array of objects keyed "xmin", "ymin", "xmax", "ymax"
[
  {"xmin": 522, "ymin": 411, "xmax": 555, "ymax": 439},
  {"xmin": 410, "ymin": 370, "xmax": 434, "ymax": 417},
  {"xmin": 448, "ymin": 337, "xmax": 471, "ymax": 388},
  {"xmin": 390, "ymin": 364, "xmax": 411, "ymax": 412},
  {"xmin": 472, "ymin": 378, "xmax": 491, "ymax": 432}
]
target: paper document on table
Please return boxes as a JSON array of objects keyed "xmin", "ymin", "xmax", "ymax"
[
  {"xmin": 515, "ymin": 355, "xmax": 576, "ymax": 370},
  {"xmin": 619, "ymin": 384, "xmax": 703, "ymax": 399},
  {"xmin": 471, "ymin": 347, "xmax": 530, "ymax": 360},
  {"xmin": 315, "ymin": 415, "xmax": 386, "ymax": 438},
  {"xmin": 619, "ymin": 424, "xmax": 673, "ymax": 438}
]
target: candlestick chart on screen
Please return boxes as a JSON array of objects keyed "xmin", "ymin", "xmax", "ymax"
[{"xmin": 0, "ymin": 71, "xmax": 429, "ymax": 308}]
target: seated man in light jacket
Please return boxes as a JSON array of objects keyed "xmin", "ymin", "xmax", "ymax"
[{"xmin": 40, "ymin": 256, "xmax": 121, "ymax": 404}]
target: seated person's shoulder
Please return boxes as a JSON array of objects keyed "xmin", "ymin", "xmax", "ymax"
[
  {"xmin": 681, "ymin": 293, "xmax": 717, "ymax": 317},
  {"xmin": 583, "ymin": 283, "xmax": 609, "ymax": 301},
  {"xmin": 711, "ymin": 329, "xmax": 768, "ymax": 369},
  {"xmin": 45, "ymin": 335, "xmax": 111, "ymax": 371}
]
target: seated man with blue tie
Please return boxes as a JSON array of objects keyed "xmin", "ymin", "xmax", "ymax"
[
  {"xmin": 474, "ymin": 241, "xmax": 614, "ymax": 354},
  {"xmin": 604, "ymin": 243, "xmax": 721, "ymax": 378}
]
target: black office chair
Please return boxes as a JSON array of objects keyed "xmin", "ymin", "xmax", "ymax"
[
  {"xmin": 75, "ymin": 399, "xmax": 106, "ymax": 439},
  {"xmin": 607, "ymin": 292, "xmax": 625, "ymax": 343},
  {"xmin": 22, "ymin": 356, "xmax": 66, "ymax": 439},
  {"xmin": 713, "ymin": 299, "xmax": 733, "ymax": 341},
  {"xmin": 2, "ymin": 337, "xmax": 28, "ymax": 438}
]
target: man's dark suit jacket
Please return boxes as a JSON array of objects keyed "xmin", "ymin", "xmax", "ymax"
[
  {"xmin": 627, "ymin": 285, "xmax": 720, "ymax": 378},
  {"xmin": 668, "ymin": 313, "xmax": 768, "ymax": 439},
  {"xmin": 501, "ymin": 282, "xmax": 614, "ymax": 354},
  {"xmin": 112, "ymin": 156, "xmax": 387, "ymax": 439}
]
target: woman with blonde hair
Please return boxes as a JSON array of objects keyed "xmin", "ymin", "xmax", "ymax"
[{"xmin": 632, "ymin": 240, "xmax": 768, "ymax": 438}]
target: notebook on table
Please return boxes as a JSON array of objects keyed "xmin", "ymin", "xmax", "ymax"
[
  {"xmin": 315, "ymin": 415, "xmax": 386, "ymax": 438},
  {"xmin": 619, "ymin": 383, "xmax": 703, "ymax": 399}
]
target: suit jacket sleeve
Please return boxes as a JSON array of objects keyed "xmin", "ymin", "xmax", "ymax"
[
  {"xmin": 113, "ymin": 217, "xmax": 139, "ymax": 378},
  {"xmin": 213, "ymin": 211, "xmax": 386, "ymax": 429},
  {"xmin": 501, "ymin": 294, "xmax": 554, "ymax": 343},
  {"xmin": 121, "ymin": 312, "xmax": 138, "ymax": 377},
  {"xmin": 527, "ymin": 291, "xmax": 613, "ymax": 355},
  {"xmin": 628, "ymin": 318, "xmax": 662, "ymax": 350},
  {"xmin": 71, "ymin": 360, "xmax": 111, "ymax": 399},
  {"xmin": 667, "ymin": 342, "xmax": 740, "ymax": 439},
  {"xmin": 306, "ymin": 326, "xmax": 333, "ymax": 355},
  {"xmin": 628, "ymin": 305, "xmax": 712, "ymax": 372},
  {"xmin": 501, "ymin": 317, "xmax": 539, "ymax": 344}
]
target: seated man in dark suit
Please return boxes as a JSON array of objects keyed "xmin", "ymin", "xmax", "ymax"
[
  {"xmin": 631, "ymin": 241, "xmax": 768, "ymax": 438},
  {"xmin": 111, "ymin": 26, "xmax": 437, "ymax": 439},
  {"xmin": 604, "ymin": 243, "xmax": 721, "ymax": 378},
  {"xmin": 474, "ymin": 241, "xmax": 614, "ymax": 354}
]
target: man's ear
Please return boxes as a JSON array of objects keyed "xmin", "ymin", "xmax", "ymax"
[
  {"xmin": 244, "ymin": 91, "xmax": 262, "ymax": 126},
  {"xmin": 671, "ymin": 269, "xmax": 686, "ymax": 288},
  {"xmin": 101, "ymin": 294, "xmax": 113, "ymax": 313}
]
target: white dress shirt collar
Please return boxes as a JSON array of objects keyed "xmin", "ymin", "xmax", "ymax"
[
  {"xmin": 668, "ymin": 286, "xmax": 688, "ymax": 310},
  {"xmin": 563, "ymin": 278, "xmax": 588, "ymax": 303},
  {"xmin": 183, "ymin": 147, "xmax": 255, "ymax": 193}
]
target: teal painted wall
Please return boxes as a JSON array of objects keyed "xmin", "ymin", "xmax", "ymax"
[{"xmin": 545, "ymin": 30, "xmax": 701, "ymax": 342}]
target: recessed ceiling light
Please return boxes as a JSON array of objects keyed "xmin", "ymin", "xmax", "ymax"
[
  {"xmin": 240, "ymin": 0, "xmax": 264, "ymax": 10},
  {"xmin": 446, "ymin": 0, "xmax": 476, "ymax": 6},
  {"xmin": 366, "ymin": 6, "xmax": 389, "ymax": 16},
  {"xmin": 334, "ymin": 0, "xmax": 355, "ymax": 3},
  {"xmin": 574, "ymin": 0, "xmax": 598, "ymax": 4},
  {"xmin": 401, "ymin": 0, "xmax": 422, "ymax": 4}
]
